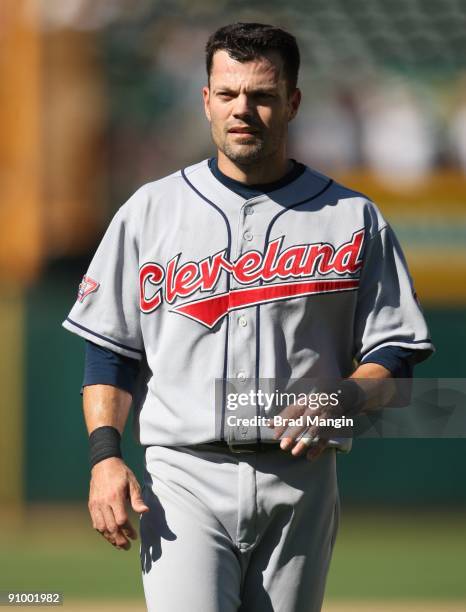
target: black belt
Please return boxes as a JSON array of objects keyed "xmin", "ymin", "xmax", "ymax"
[{"xmin": 201, "ymin": 440, "xmax": 281, "ymax": 453}]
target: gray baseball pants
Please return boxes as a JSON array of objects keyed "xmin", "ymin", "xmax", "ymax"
[{"xmin": 140, "ymin": 444, "xmax": 339, "ymax": 612}]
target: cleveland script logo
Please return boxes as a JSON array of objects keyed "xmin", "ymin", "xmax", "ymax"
[{"xmin": 139, "ymin": 230, "xmax": 364, "ymax": 328}]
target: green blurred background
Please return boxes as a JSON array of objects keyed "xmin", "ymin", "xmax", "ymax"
[{"xmin": 1, "ymin": 0, "xmax": 465, "ymax": 609}]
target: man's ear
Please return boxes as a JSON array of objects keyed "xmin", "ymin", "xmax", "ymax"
[
  {"xmin": 288, "ymin": 88, "xmax": 302, "ymax": 121},
  {"xmin": 203, "ymin": 86, "xmax": 211, "ymax": 121}
]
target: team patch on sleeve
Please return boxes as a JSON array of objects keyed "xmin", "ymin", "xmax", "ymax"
[{"xmin": 78, "ymin": 275, "xmax": 100, "ymax": 302}]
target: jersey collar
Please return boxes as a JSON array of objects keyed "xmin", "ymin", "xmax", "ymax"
[{"xmin": 182, "ymin": 159, "xmax": 333, "ymax": 213}]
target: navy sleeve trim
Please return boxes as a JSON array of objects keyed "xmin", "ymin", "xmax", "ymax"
[{"xmin": 66, "ymin": 317, "xmax": 144, "ymax": 355}]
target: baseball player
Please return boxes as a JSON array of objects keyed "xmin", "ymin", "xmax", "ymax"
[{"xmin": 63, "ymin": 23, "xmax": 433, "ymax": 612}]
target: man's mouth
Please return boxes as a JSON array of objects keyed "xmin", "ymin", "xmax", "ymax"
[{"xmin": 228, "ymin": 126, "xmax": 259, "ymax": 135}]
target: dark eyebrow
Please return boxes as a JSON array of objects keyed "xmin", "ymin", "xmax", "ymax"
[
  {"xmin": 214, "ymin": 87, "xmax": 237, "ymax": 95},
  {"xmin": 214, "ymin": 86, "xmax": 278, "ymax": 95},
  {"xmin": 251, "ymin": 88, "xmax": 277, "ymax": 95}
]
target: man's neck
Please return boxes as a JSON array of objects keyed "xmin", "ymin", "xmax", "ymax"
[
  {"xmin": 217, "ymin": 151, "xmax": 292, "ymax": 185},
  {"xmin": 209, "ymin": 158, "xmax": 305, "ymax": 199}
]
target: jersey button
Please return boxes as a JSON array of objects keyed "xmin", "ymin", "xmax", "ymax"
[
  {"xmin": 237, "ymin": 371, "xmax": 246, "ymax": 381},
  {"xmin": 244, "ymin": 231, "xmax": 253, "ymax": 241},
  {"xmin": 244, "ymin": 205, "xmax": 254, "ymax": 215},
  {"xmin": 238, "ymin": 316, "xmax": 247, "ymax": 327}
]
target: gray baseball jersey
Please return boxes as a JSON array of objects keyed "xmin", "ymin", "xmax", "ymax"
[{"xmin": 63, "ymin": 159, "xmax": 433, "ymax": 448}]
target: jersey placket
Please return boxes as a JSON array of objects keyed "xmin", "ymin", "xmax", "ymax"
[{"xmin": 225, "ymin": 198, "xmax": 261, "ymax": 444}]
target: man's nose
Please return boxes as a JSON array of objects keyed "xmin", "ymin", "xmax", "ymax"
[{"xmin": 232, "ymin": 93, "xmax": 254, "ymax": 118}]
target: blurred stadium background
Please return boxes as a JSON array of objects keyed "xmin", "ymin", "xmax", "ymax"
[{"xmin": 1, "ymin": 0, "xmax": 465, "ymax": 609}]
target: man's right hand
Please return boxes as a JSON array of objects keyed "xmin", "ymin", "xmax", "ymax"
[{"xmin": 88, "ymin": 456, "xmax": 149, "ymax": 550}]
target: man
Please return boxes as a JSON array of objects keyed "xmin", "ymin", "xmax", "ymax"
[{"xmin": 63, "ymin": 23, "xmax": 433, "ymax": 612}]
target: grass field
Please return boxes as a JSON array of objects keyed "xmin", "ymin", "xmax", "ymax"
[
  {"xmin": 1, "ymin": 505, "xmax": 465, "ymax": 610},
  {"xmin": 35, "ymin": 601, "xmax": 466, "ymax": 611}
]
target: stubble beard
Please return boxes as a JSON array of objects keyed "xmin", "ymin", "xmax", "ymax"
[
  {"xmin": 221, "ymin": 138, "xmax": 267, "ymax": 166},
  {"xmin": 213, "ymin": 125, "xmax": 281, "ymax": 168}
]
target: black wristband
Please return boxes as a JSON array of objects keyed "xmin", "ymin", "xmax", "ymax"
[{"xmin": 89, "ymin": 426, "xmax": 122, "ymax": 470}]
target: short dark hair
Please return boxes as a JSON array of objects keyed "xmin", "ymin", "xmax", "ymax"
[{"xmin": 205, "ymin": 23, "xmax": 300, "ymax": 91}]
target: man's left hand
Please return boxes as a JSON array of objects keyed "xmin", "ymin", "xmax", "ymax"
[{"xmin": 268, "ymin": 400, "xmax": 339, "ymax": 460}]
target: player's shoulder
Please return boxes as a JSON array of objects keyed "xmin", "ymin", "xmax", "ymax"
[
  {"xmin": 306, "ymin": 165, "xmax": 372, "ymax": 208},
  {"xmin": 305, "ymin": 165, "xmax": 388, "ymax": 237}
]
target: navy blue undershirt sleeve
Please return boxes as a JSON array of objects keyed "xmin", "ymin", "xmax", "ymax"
[
  {"xmin": 82, "ymin": 340, "xmax": 140, "ymax": 396},
  {"xmin": 360, "ymin": 346, "xmax": 417, "ymax": 378}
]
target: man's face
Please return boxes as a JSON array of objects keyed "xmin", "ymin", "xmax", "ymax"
[{"xmin": 203, "ymin": 50, "xmax": 301, "ymax": 167}]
